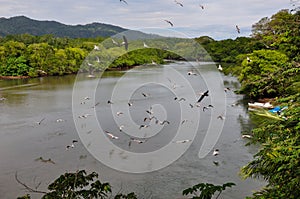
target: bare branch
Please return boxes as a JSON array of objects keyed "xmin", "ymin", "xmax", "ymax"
[{"xmin": 15, "ymin": 171, "xmax": 47, "ymax": 194}]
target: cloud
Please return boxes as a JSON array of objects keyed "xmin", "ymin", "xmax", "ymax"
[{"xmin": 0, "ymin": 0, "xmax": 292, "ymax": 39}]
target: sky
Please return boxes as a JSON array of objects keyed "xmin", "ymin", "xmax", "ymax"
[{"xmin": 0, "ymin": 0, "xmax": 296, "ymax": 40}]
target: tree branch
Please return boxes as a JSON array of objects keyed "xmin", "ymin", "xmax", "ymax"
[{"xmin": 15, "ymin": 171, "xmax": 47, "ymax": 194}]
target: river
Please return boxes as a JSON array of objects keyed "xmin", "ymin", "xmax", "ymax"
[{"xmin": 0, "ymin": 61, "xmax": 265, "ymax": 199}]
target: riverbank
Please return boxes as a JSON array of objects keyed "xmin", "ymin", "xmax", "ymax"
[
  {"xmin": 221, "ymin": 57, "xmax": 300, "ymax": 198},
  {"xmin": 0, "ymin": 75, "xmax": 30, "ymax": 79}
]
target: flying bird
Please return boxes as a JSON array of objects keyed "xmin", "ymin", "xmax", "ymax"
[
  {"xmin": 119, "ymin": 125, "xmax": 125, "ymax": 131},
  {"xmin": 174, "ymin": 97, "xmax": 186, "ymax": 101},
  {"xmin": 236, "ymin": 25, "xmax": 240, "ymax": 33},
  {"xmin": 142, "ymin": 92, "xmax": 150, "ymax": 97},
  {"xmin": 84, "ymin": 96, "xmax": 90, "ymax": 100},
  {"xmin": 116, "ymin": 111, "xmax": 123, "ymax": 116},
  {"xmin": 218, "ymin": 64, "xmax": 223, "ymax": 71},
  {"xmin": 94, "ymin": 45, "xmax": 100, "ymax": 50},
  {"xmin": 164, "ymin": 20, "xmax": 174, "ymax": 27},
  {"xmin": 120, "ymin": 0, "xmax": 128, "ymax": 5},
  {"xmin": 213, "ymin": 149, "xmax": 219, "ymax": 156},
  {"xmin": 36, "ymin": 118, "xmax": 45, "ymax": 125},
  {"xmin": 174, "ymin": 0, "xmax": 183, "ymax": 7},
  {"xmin": 173, "ymin": 139, "xmax": 192, "ymax": 144},
  {"xmin": 199, "ymin": 4, "xmax": 204, "ymax": 9},
  {"xmin": 224, "ymin": 87, "xmax": 231, "ymax": 92},
  {"xmin": 95, "ymin": 56, "xmax": 101, "ymax": 63},
  {"xmin": 197, "ymin": 90, "xmax": 209, "ymax": 103},
  {"xmin": 128, "ymin": 102, "xmax": 133, "ymax": 107},
  {"xmin": 107, "ymin": 100, "xmax": 113, "ymax": 104},
  {"xmin": 146, "ymin": 106, "xmax": 154, "ymax": 115},
  {"xmin": 92, "ymin": 102, "xmax": 100, "ymax": 108},
  {"xmin": 66, "ymin": 140, "xmax": 78, "ymax": 150},
  {"xmin": 87, "ymin": 62, "xmax": 96, "ymax": 77},
  {"xmin": 187, "ymin": 71, "xmax": 198, "ymax": 75},
  {"xmin": 78, "ymin": 114, "xmax": 92, "ymax": 119},
  {"xmin": 213, "ymin": 161, "xmax": 219, "ymax": 166},
  {"xmin": 202, "ymin": 104, "xmax": 213, "ymax": 111},
  {"xmin": 121, "ymin": 35, "xmax": 129, "ymax": 50},
  {"xmin": 159, "ymin": 120, "xmax": 170, "ymax": 125},
  {"xmin": 144, "ymin": 116, "xmax": 157, "ymax": 122},
  {"xmin": 129, "ymin": 138, "xmax": 147, "ymax": 147},
  {"xmin": 217, "ymin": 115, "xmax": 225, "ymax": 120},
  {"xmin": 112, "ymin": 38, "xmax": 120, "ymax": 46},
  {"xmin": 35, "ymin": 157, "xmax": 55, "ymax": 164},
  {"xmin": 151, "ymin": 60, "xmax": 158, "ymax": 65},
  {"xmin": 143, "ymin": 42, "xmax": 149, "ymax": 48},
  {"xmin": 104, "ymin": 131, "xmax": 119, "ymax": 139},
  {"xmin": 242, "ymin": 134, "xmax": 253, "ymax": 139},
  {"xmin": 247, "ymin": 57, "xmax": 251, "ymax": 62},
  {"xmin": 139, "ymin": 124, "xmax": 149, "ymax": 129},
  {"xmin": 56, "ymin": 118, "xmax": 64, "ymax": 122}
]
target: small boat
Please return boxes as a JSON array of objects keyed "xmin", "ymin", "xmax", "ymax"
[{"xmin": 248, "ymin": 102, "xmax": 273, "ymax": 109}]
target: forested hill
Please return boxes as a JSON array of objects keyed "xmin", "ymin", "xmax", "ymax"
[{"xmin": 0, "ymin": 16, "xmax": 157, "ymax": 39}]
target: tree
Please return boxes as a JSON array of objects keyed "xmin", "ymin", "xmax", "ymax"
[
  {"xmin": 0, "ymin": 56, "xmax": 30, "ymax": 76},
  {"xmin": 182, "ymin": 182, "xmax": 236, "ymax": 199},
  {"xmin": 16, "ymin": 170, "xmax": 137, "ymax": 199},
  {"xmin": 241, "ymin": 96, "xmax": 300, "ymax": 199},
  {"xmin": 238, "ymin": 49, "xmax": 289, "ymax": 99}
]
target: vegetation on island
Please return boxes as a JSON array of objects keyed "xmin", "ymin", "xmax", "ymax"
[{"xmin": 3, "ymin": 8, "xmax": 299, "ymax": 199}]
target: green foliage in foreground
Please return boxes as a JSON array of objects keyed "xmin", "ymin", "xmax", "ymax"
[
  {"xmin": 17, "ymin": 170, "xmax": 235, "ymax": 199},
  {"xmin": 17, "ymin": 170, "xmax": 137, "ymax": 199},
  {"xmin": 241, "ymin": 94, "xmax": 300, "ymax": 199},
  {"xmin": 182, "ymin": 182, "xmax": 236, "ymax": 199}
]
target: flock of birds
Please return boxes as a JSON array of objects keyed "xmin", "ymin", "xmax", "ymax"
[
  {"xmin": 5, "ymin": 0, "xmax": 248, "ymax": 166},
  {"xmin": 1, "ymin": 63, "xmax": 252, "ymax": 168},
  {"xmin": 119, "ymin": 0, "xmax": 241, "ymax": 34},
  {"xmin": 71, "ymin": 60, "xmax": 254, "ymax": 167}
]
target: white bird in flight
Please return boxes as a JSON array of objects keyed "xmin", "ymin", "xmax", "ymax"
[
  {"xmin": 173, "ymin": 139, "xmax": 192, "ymax": 144},
  {"xmin": 143, "ymin": 42, "xmax": 149, "ymax": 48},
  {"xmin": 218, "ymin": 64, "xmax": 223, "ymax": 71},
  {"xmin": 213, "ymin": 149, "xmax": 219, "ymax": 156},
  {"xmin": 105, "ymin": 131, "xmax": 119, "ymax": 139}
]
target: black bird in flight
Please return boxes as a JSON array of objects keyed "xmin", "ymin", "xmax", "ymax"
[
  {"xmin": 217, "ymin": 115, "xmax": 225, "ymax": 120},
  {"xmin": 122, "ymin": 35, "xmax": 129, "ymax": 50},
  {"xmin": 164, "ymin": 20, "xmax": 174, "ymax": 27},
  {"xmin": 174, "ymin": 0, "xmax": 183, "ymax": 7},
  {"xmin": 37, "ymin": 118, "xmax": 45, "ymax": 125},
  {"xmin": 120, "ymin": 0, "xmax": 128, "ymax": 5},
  {"xmin": 197, "ymin": 90, "xmax": 209, "ymax": 103},
  {"xmin": 236, "ymin": 25, "xmax": 240, "ymax": 33}
]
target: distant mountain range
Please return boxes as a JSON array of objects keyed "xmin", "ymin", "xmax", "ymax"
[{"xmin": 0, "ymin": 16, "xmax": 160, "ymax": 39}]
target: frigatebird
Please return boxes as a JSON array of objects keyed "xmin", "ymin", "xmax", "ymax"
[
  {"xmin": 197, "ymin": 90, "xmax": 209, "ymax": 103},
  {"xmin": 164, "ymin": 20, "xmax": 174, "ymax": 27}
]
